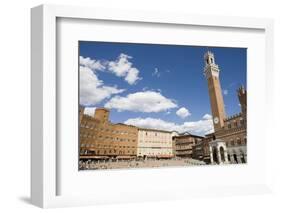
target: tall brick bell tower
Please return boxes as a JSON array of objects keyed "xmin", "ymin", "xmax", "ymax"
[
  {"xmin": 238, "ymin": 86, "xmax": 247, "ymax": 122},
  {"xmin": 204, "ymin": 51, "xmax": 226, "ymax": 131}
]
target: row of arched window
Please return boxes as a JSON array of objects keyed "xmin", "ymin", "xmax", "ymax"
[
  {"xmin": 226, "ymin": 118, "xmax": 245, "ymax": 129},
  {"xmin": 227, "ymin": 137, "xmax": 247, "ymax": 146}
]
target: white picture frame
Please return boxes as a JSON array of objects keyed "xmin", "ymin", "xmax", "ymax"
[{"xmin": 31, "ymin": 4, "xmax": 274, "ymax": 208}]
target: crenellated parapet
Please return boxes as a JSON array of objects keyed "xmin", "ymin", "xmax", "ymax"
[
  {"xmin": 216, "ymin": 126, "xmax": 246, "ymax": 137},
  {"xmin": 237, "ymin": 85, "xmax": 246, "ymax": 97},
  {"xmin": 224, "ymin": 112, "xmax": 242, "ymax": 122}
]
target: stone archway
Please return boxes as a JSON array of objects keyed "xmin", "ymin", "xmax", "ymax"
[
  {"xmin": 212, "ymin": 147, "xmax": 218, "ymax": 164},
  {"xmin": 209, "ymin": 138, "xmax": 228, "ymax": 165},
  {"xmin": 220, "ymin": 146, "xmax": 225, "ymax": 162},
  {"xmin": 241, "ymin": 154, "xmax": 246, "ymax": 163},
  {"xmin": 233, "ymin": 154, "xmax": 238, "ymax": 163}
]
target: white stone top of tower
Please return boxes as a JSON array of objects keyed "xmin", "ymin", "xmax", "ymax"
[
  {"xmin": 204, "ymin": 51, "xmax": 214, "ymax": 58},
  {"xmin": 204, "ymin": 51, "xmax": 220, "ymax": 79}
]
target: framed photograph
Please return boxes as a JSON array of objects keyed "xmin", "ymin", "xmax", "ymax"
[
  {"xmin": 78, "ymin": 42, "xmax": 247, "ymax": 170},
  {"xmin": 31, "ymin": 4, "xmax": 274, "ymax": 208}
]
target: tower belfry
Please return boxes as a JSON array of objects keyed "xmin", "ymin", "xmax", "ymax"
[{"xmin": 204, "ymin": 51, "xmax": 226, "ymax": 131}]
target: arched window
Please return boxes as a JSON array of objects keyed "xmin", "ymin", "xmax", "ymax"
[
  {"xmin": 228, "ymin": 123, "xmax": 231, "ymax": 129},
  {"xmin": 240, "ymin": 119, "xmax": 244, "ymax": 126},
  {"xmin": 244, "ymin": 137, "xmax": 247, "ymax": 144},
  {"xmin": 237, "ymin": 137, "xmax": 242, "ymax": 145}
]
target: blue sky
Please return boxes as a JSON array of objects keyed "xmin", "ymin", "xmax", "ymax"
[{"xmin": 79, "ymin": 41, "xmax": 246, "ymax": 136}]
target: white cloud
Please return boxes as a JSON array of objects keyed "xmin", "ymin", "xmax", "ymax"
[
  {"xmin": 108, "ymin": 53, "xmax": 141, "ymax": 85},
  {"xmin": 152, "ymin": 68, "xmax": 161, "ymax": 77},
  {"xmin": 79, "ymin": 65, "xmax": 124, "ymax": 105},
  {"xmin": 84, "ymin": 107, "xmax": 96, "ymax": 116},
  {"xmin": 104, "ymin": 91, "xmax": 177, "ymax": 113},
  {"xmin": 80, "ymin": 54, "xmax": 141, "ymax": 85},
  {"xmin": 176, "ymin": 107, "xmax": 191, "ymax": 119},
  {"xmin": 223, "ymin": 89, "xmax": 228, "ymax": 95},
  {"xmin": 124, "ymin": 117, "xmax": 214, "ymax": 136},
  {"xmin": 124, "ymin": 67, "xmax": 140, "ymax": 85},
  {"xmin": 142, "ymin": 87, "xmax": 161, "ymax": 93},
  {"xmin": 202, "ymin": 113, "xmax": 212, "ymax": 120},
  {"xmin": 79, "ymin": 56, "xmax": 105, "ymax": 71}
]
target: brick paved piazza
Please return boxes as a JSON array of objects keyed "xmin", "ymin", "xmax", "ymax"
[{"xmin": 79, "ymin": 158, "xmax": 206, "ymax": 170}]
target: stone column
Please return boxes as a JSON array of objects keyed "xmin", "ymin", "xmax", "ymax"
[
  {"xmin": 224, "ymin": 148, "xmax": 229, "ymax": 163},
  {"xmin": 209, "ymin": 146, "xmax": 213, "ymax": 164},
  {"xmin": 237, "ymin": 155, "xmax": 242, "ymax": 164},
  {"xmin": 229, "ymin": 155, "xmax": 234, "ymax": 163}
]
